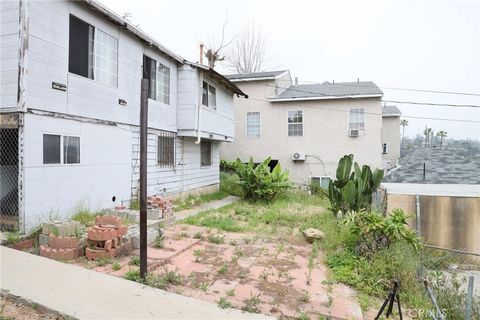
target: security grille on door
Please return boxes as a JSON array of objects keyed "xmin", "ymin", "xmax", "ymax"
[{"xmin": 0, "ymin": 122, "xmax": 19, "ymax": 231}]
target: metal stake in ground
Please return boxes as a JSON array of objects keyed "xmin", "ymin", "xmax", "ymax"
[{"xmin": 139, "ymin": 79, "xmax": 149, "ymax": 279}]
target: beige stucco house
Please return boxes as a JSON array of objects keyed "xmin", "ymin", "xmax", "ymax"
[{"xmin": 220, "ymin": 70, "xmax": 401, "ymax": 185}]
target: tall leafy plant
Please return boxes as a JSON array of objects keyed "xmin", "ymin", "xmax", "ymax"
[
  {"xmin": 328, "ymin": 154, "xmax": 384, "ymax": 214},
  {"xmin": 235, "ymin": 157, "xmax": 292, "ymax": 202}
]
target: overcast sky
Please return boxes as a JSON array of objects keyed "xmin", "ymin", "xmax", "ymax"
[{"xmin": 99, "ymin": 0, "xmax": 480, "ymax": 140}]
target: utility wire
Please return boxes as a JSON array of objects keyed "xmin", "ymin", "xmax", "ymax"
[
  {"xmin": 276, "ymin": 79, "xmax": 480, "ymax": 97},
  {"xmin": 263, "ymin": 84, "xmax": 480, "ymax": 108},
  {"xmin": 245, "ymin": 96, "xmax": 480, "ymax": 123}
]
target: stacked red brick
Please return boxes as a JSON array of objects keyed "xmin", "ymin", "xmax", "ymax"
[
  {"xmin": 40, "ymin": 235, "xmax": 82, "ymax": 260},
  {"xmin": 85, "ymin": 215, "xmax": 132, "ymax": 260},
  {"xmin": 147, "ymin": 196, "xmax": 174, "ymax": 219}
]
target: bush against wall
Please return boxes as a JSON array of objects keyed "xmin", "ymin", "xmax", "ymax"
[{"xmin": 234, "ymin": 157, "xmax": 292, "ymax": 202}]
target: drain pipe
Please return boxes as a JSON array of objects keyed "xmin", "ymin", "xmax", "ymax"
[{"xmin": 196, "ymin": 71, "xmax": 203, "ymax": 144}]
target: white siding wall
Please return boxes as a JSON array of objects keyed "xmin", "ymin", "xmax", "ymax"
[
  {"xmin": 23, "ymin": 113, "xmax": 132, "ymax": 232},
  {"xmin": 25, "ymin": 0, "xmax": 178, "ymax": 131},
  {"xmin": 130, "ymin": 126, "xmax": 220, "ymax": 198},
  {"xmin": 0, "ymin": 0, "xmax": 19, "ymax": 109}
]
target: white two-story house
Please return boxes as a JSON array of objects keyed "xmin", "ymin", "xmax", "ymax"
[
  {"xmin": 220, "ymin": 71, "xmax": 400, "ymax": 186},
  {"xmin": 0, "ymin": 0, "xmax": 246, "ymax": 233}
]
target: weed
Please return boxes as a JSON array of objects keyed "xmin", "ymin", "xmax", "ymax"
[
  {"xmin": 111, "ymin": 262, "xmax": 121, "ymax": 271},
  {"xmin": 242, "ymin": 293, "xmax": 261, "ymax": 313},
  {"xmin": 234, "ymin": 246, "xmax": 244, "ymax": 257},
  {"xmin": 218, "ymin": 263, "xmax": 228, "ymax": 274},
  {"xmin": 225, "ymin": 289, "xmax": 235, "ymax": 297},
  {"xmin": 199, "ymin": 282, "xmax": 209, "ymax": 292},
  {"xmin": 229, "ymin": 239, "xmax": 238, "ymax": 246},
  {"xmin": 161, "ymin": 266, "xmax": 183, "ymax": 286},
  {"xmin": 71, "ymin": 209, "xmax": 96, "ymax": 227},
  {"xmin": 130, "ymin": 198, "xmax": 139, "ymax": 210},
  {"xmin": 31, "ymin": 302, "xmax": 38, "ymax": 310},
  {"xmin": 96, "ymin": 257, "xmax": 112, "ymax": 267},
  {"xmin": 193, "ymin": 232, "xmax": 204, "ymax": 240},
  {"xmin": 297, "ymin": 311, "xmax": 310, "ymax": 320},
  {"xmin": 129, "ymin": 256, "xmax": 140, "ymax": 266},
  {"xmin": 153, "ymin": 236, "xmax": 165, "ymax": 249},
  {"xmin": 193, "ymin": 249, "xmax": 203, "ymax": 262},
  {"xmin": 260, "ymin": 268, "xmax": 270, "ymax": 280},
  {"xmin": 5, "ymin": 231, "xmax": 21, "ymax": 245},
  {"xmin": 299, "ymin": 291, "xmax": 311, "ymax": 303},
  {"xmin": 124, "ymin": 270, "xmax": 142, "ymax": 282},
  {"xmin": 327, "ymin": 294, "xmax": 333, "ymax": 307},
  {"xmin": 207, "ymin": 234, "xmax": 225, "ymax": 244},
  {"xmin": 217, "ymin": 297, "xmax": 233, "ymax": 309}
]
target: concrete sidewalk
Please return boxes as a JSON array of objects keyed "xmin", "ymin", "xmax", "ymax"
[
  {"xmin": 175, "ymin": 196, "xmax": 240, "ymax": 221},
  {"xmin": 0, "ymin": 246, "xmax": 272, "ymax": 320}
]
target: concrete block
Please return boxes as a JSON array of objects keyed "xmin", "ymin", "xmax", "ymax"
[
  {"xmin": 39, "ymin": 234, "xmax": 49, "ymax": 246},
  {"xmin": 42, "ymin": 220, "xmax": 81, "ymax": 237},
  {"xmin": 147, "ymin": 209, "xmax": 161, "ymax": 220},
  {"xmin": 125, "ymin": 226, "xmax": 159, "ymax": 249}
]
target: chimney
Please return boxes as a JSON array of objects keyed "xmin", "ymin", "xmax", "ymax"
[
  {"xmin": 199, "ymin": 43, "xmax": 204, "ymax": 65},
  {"xmin": 294, "ymin": 77, "xmax": 298, "ymax": 85},
  {"xmin": 357, "ymin": 77, "xmax": 360, "ymax": 83}
]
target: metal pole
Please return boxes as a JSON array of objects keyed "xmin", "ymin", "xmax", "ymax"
[
  {"xmin": 465, "ymin": 275, "xmax": 475, "ymax": 320},
  {"xmin": 139, "ymin": 79, "xmax": 149, "ymax": 279},
  {"xmin": 415, "ymin": 194, "xmax": 421, "ymax": 237}
]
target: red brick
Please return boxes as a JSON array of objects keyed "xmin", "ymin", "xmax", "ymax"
[
  {"xmin": 105, "ymin": 240, "xmax": 113, "ymax": 251},
  {"xmin": 87, "ymin": 227, "xmax": 116, "ymax": 241},
  {"xmin": 40, "ymin": 245, "xmax": 78, "ymax": 261},
  {"xmin": 48, "ymin": 234, "xmax": 79, "ymax": 249},
  {"xmin": 11, "ymin": 239, "xmax": 34, "ymax": 251},
  {"xmin": 86, "ymin": 247, "xmax": 115, "ymax": 260},
  {"xmin": 95, "ymin": 215, "xmax": 122, "ymax": 228}
]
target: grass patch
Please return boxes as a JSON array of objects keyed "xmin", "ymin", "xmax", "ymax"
[
  {"xmin": 5, "ymin": 231, "xmax": 21, "ymax": 245},
  {"xmin": 71, "ymin": 209, "xmax": 97, "ymax": 227},
  {"xmin": 129, "ymin": 256, "xmax": 140, "ymax": 266},
  {"xmin": 173, "ymin": 191, "xmax": 228, "ymax": 212}
]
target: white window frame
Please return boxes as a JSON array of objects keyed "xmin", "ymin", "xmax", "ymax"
[
  {"xmin": 288, "ymin": 110, "xmax": 303, "ymax": 137},
  {"xmin": 311, "ymin": 176, "xmax": 332, "ymax": 189},
  {"xmin": 42, "ymin": 134, "xmax": 81, "ymax": 166},
  {"xmin": 94, "ymin": 28, "xmax": 118, "ymax": 87},
  {"xmin": 156, "ymin": 62, "xmax": 170, "ymax": 105},
  {"xmin": 202, "ymin": 81, "xmax": 216, "ymax": 109},
  {"xmin": 246, "ymin": 112, "xmax": 261, "ymax": 138},
  {"xmin": 348, "ymin": 108, "xmax": 366, "ymax": 133}
]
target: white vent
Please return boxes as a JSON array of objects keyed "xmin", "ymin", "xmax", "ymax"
[
  {"xmin": 349, "ymin": 129, "xmax": 360, "ymax": 137},
  {"xmin": 292, "ymin": 152, "xmax": 306, "ymax": 161}
]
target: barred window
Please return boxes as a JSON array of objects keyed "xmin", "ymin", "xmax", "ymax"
[
  {"xmin": 288, "ymin": 110, "xmax": 303, "ymax": 136},
  {"xmin": 157, "ymin": 132, "xmax": 176, "ymax": 167},
  {"xmin": 246, "ymin": 112, "xmax": 260, "ymax": 137},
  {"xmin": 200, "ymin": 140, "xmax": 212, "ymax": 166},
  {"xmin": 349, "ymin": 108, "xmax": 365, "ymax": 131}
]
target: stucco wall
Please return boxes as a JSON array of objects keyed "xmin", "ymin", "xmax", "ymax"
[
  {"xmin": 220, "ymin": 80, "xmax": 383, "ymax": 184},
  {"xmin": 381, "ymin": 116, "xmax": 400, "ymax": 168}
]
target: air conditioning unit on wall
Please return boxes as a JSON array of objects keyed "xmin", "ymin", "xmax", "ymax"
[
  {"xmin": 292, "ymin": 152, "xmax": 306, "ymax": 161},
  {"xmin": 349, "ymin": 129, "xmax": 360, "ymax": 137}
]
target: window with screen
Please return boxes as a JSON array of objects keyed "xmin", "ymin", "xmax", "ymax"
[
  {"xmin": 246, "ymin": 112, "xmax": 260, "ymax": 137},
  {"xmin": 349, "ymin": 108, "xmax": 366, "ymax": 131},
  {"xmin": 200, "ymin": 140, "xmax": 212, "ymax": 166},
  {"xmin": 288, "ymin": 110, "xmax": 303, "ymax": 136},
  {"xmin": 202, "ymin": 81, "xmax": 216, "ymax": 108}
]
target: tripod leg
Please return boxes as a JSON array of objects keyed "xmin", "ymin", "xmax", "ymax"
[
  {"xmin": 386, "ymin": 292, "xmax": 395, "ymax": 317},
  {"xmin": 396, "ymin": 294, "xmax": 403, "ymax": 320},
  {"xmin": 375, "ymin": 294, "xmax": 392, "ymax": 320}
]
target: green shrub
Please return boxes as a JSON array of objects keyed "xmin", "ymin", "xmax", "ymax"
[
  {"xmin": 129, "ymin": 256, "xmax": 140, "ymax": 266},
  {"xmin": 220, "ymin": 172, "xmax": 243, "ymax": 197},
  {"xmin": 124, "ymin": 270, "xmax": 142, "ymax": 282},
  {"xmin": 340, "ymin": 209, "xmax": 421, "ymax": 258},
  {"xmin": 235, "ymin": 157, "xmax": 292, "ymax": 202},
  {"xmin": 220, "ymin": 159, "xmax": 238, "ymax": 173},
  {"xmin": 71, "ymin": 209, "xmax": 96, "ymax": 226},
  {"xmin": 5, "ymin": 231, "xmax": 21, "ymax": 245}
]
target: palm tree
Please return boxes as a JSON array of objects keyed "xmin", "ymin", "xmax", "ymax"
[
  {"xmin": 423, "ymin": 127, "xmax": 433, "ymax": 147},
  {"xmin": 437, "ymin": 130, "xmax": 447, "ymax": 147},
  {"xmin": 400, "ymin": 119, "xmax": 408, "ymax": 146}
]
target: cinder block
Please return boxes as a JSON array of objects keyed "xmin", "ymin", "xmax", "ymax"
[
  {"xmin": 147, "ymin": 209, "xmax": 161, "ymax": 220},
  {"xmin": 126, "ymin": 226, "xmax": 159, "ymax": 249},
  {"xmin": 42, "ymin": 220, "xmax": 81, "ymax": 237}
]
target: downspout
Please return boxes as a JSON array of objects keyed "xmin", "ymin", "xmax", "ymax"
[{"xmin": 195, "ymin": 71, "xmax": 203, "ymax": 144}]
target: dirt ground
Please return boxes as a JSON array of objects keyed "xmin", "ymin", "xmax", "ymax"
[
  {"xmin": 74, "ymin": 224, "xmax": 364, "ymax": 319},
  {"xmin": 0, "ymin": 295, "xmax": 64, "ymax": 320}
]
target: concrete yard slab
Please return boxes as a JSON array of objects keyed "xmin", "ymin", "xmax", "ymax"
[
  {"xmin": 175, "ymin": 196, "xmax": 240, "ymax": 221},
  {"xmin": 0, "ymin": 246, "xmax": 273, "ymax": 320}
]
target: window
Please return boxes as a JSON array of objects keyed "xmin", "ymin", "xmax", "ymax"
[
  {"xmin": 288, "ymin": 110, "xmax": 303, "ymax": 136},
  {"xmin": 143, "ymin": 55, "xmax": 170, "ymax": 104},
  {"xmin": 202, "ymin": 81, "xmax": 216, "ymax": 108},
  {"xmin": 382, "ymin": 143, "xmax": 388, "ymax": 154},
  {"xmin": 63, "ymin": 136, "xmax": 80, "ymax": 164},
  {"xmin": 158, "ymin": 132, "xmax": 176, "ymax": 168},
  {"xmin": 43, "ymin": 134, "xmax": 61, "ymax": 164},
  {"xmin": 349, "ymin": 108, "xmax": 366, "ymax": 131},
  {"xmin": 311, "ymin": 176, "xmax": 331, "ymax": 189},
  {"xmin": 43, "ymin": 134, "xmax": 80, "ymax": 165},
  {"xmin": 200, "ymin": 140, "xmax": 212, "ymax": 166},
  {"xmin": 68, "ymin": 15, "xmax": 118, "ymax": 86},
  {"xmin": 246, "ymin": 112, "xmax": 260, "ymax": 137}
]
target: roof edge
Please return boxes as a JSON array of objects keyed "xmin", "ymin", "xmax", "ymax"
[{"xmin": 269, "ymin": 94, "xmax": 383, "ymax": 102}]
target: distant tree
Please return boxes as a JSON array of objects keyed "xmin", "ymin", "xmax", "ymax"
[
  {"xmin": 224, "ymin": 23, "xmax": 269, "ymax": 74},
  {"xmin": 423, "ymin": 127, "xmax": 433, "ymax": 147},
  {"xmin": 436, "ymin": 130, "xmax": 447, "ymax": 147},
  {"xmin": 400, "ymin": 119, "xmax": 408, "ymax": 146},
  {"xmin": 203, "ymin": 19, "xmax": 236, "ymax": 69}
]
